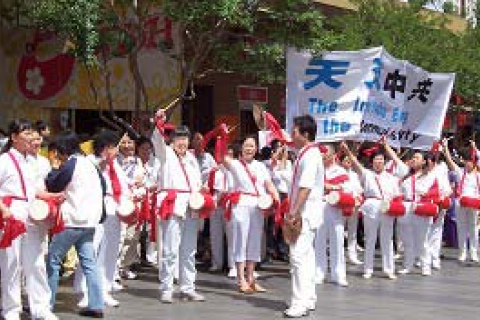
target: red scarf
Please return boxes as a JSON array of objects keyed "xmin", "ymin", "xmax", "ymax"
[{"xmin": 108, "ymin": 159, "xmax": 122, "ymax": 204}]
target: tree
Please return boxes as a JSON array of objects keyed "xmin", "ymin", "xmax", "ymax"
[
  {"xmin": 19, "ymin": 0, "xmax": 337, "ymax": 125},
  {"xmin": 329, "ymin": 0, "xmax": 480, "ymax": 108}
]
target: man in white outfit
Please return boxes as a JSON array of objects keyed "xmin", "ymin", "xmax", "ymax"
[
  {"xmin": 284, "ymin": 115, "xmax": 324, "ymax": 318},
  {"xmin": 152, "ymin": 109, "xmax": 205, "ymax": 303}
]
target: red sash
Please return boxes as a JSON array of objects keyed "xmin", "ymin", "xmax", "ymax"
[
  {"xmin": 240, "ymin": 160, "xmax": 259, "ymax": 196},
  {"xmin": 0, "ymin": 152, "xmax": 28, "ymax": 248}
]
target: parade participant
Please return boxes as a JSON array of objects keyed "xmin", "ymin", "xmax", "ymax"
[
  {"xmin": 264, "ymin": 140, "xmax": 291, "ymax": 262},
  {"xmin": 387, "ymin": 144, "xmax": 438, "ymax": 276},
  {"xmin": 117, "ymin": 133, "xmax": 145, "ymax": 280},
  {"xmin": 339, "ymin": 153, "xmax": 363, "ymax": 265},
  {"xmin": 315, "ymin": 144, "xmax": 351, "ymax": 286},
  {"xmin": 152, "ymin": 109, "xmax": 206, "ymax": 303},
  {"xmin": 426, "ymin": 149, "xmax": 452, "ymax": 270},
  {"xmin": 75, "ymin": 130, "xmax": 130, "ymax": 308},
  {"xmin": 136, "ymin": 136, "xmax": 161, "ymax": 266},
  {"xmin": 221, "ymin": 135, "xmax": 279, "ymax": 294},
  {"xmin": 284, "ymin": 115, "xmax": 324, "ymax": 318},
  {"xmin": 46, "ymin": 131, "xmax": 105, "ymax": 318},
  {"xmin": 340, "ymin": 141, "xmax": 403, "ymax": 280},
  {"xmin": 443, "ymin": 138, "xmax": 480, "ymax": 262},
  {"xmin": 0, "ymin": 119, "xmax": 57, "ymax": 320}
]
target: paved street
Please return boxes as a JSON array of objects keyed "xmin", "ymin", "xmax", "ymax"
[{"xmin": 37, "ymin": 248, "xmax": 479, "ymax": 320}]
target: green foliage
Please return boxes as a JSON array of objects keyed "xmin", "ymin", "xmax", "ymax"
[
  {"xmin": 330, "ymin": 0, "xmax": 480, "ymax": 107},
  {"xmin": 29, "ymin": 0, "xmax": 104, "ymax": 65}
]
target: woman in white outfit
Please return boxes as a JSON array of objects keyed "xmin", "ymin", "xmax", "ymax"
[
  {"xmin": 0, "ymin": 119, "xmax": 58, "ymax": 320},
  {"xmin": 222, "ymin": 136, "xmax": 279, "ymax": 293}
]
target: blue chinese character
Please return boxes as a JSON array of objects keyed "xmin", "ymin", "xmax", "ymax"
[
  {"xmin": 304, "ymin": 58, "xmax": 350, "ymax": 90},
  {"xmin": 365, "ymin": 58, "xmax": 383, "ymax": 90}
]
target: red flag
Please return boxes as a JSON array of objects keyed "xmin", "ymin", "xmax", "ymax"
[{"xmin": 264, "ymin": 112, "xmax": 292, "ymax": 146}]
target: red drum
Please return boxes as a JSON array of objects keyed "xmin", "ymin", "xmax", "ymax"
[
  {"xmin": 459, "ymin": 196, "xmax": 480, "ymax": 210},
  {"xmin": 414, "ymin": 202, "xmax": 439, "ymax": 217},
  {"xmin": 116, "ymin": 198, "xmax": 138, "ymax": 225},
  {"xmin": 380, "ymin": 200, "xmax": 406, "ymax": 217}
]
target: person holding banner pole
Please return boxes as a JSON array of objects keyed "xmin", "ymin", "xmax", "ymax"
[
  {"xmin": 442, "ymin": 138, "xmax": 479, "ymax": 263},
  {"xmin": 339, "ymin": 141, "xmax": 402, "ymax": 280},
  {"xmin": 284, "ymin": 115, "xmax": 324, "ymax": 318}
]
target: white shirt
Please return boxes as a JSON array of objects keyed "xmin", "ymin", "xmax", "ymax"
[
  {"xmin": 228, "ymin": 159, "xmax": 271, "ymax": 206},
  {"xmin": 27, "ymin": 154, "xmax": 51, "ymax": 192},
  {"xmin": 359, "ymin": 168, "xmax": 401, "ymax": 218},
  {"xmin": 290, "ymin": 144, "xmax": 324, "ymax": 229},
  {"xmin": 152, "ymin": 129, "xmax": 202, "ymax": 218},
  {"xmin": 0, "ymin": 148, "xmax": 36, "ymax": 222},
  {"xmin": 196, "ymin": 151, "xmax": 217, "ymax": 184},
  {"xmin": 454, "ymin": 167, "xmax": 480, "ymax": 198},
  {"xmin": 346, "ymin": 169, "xmax": 363, "ymax": 198},
  {"xmin": 264, "ymin": 159, "xmax": 292, "ymax": 194}
]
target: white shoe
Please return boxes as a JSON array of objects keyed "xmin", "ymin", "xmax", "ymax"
[
  {"xmin": 470, "ymin": 251, "xmax": 479, "ymax": 262},
  {"xmin": 349, "ymin": 256, "xmax": 363, "ymax": 265},
  {"xmin": 385, "ymin": 272, "xmax": 397, "ymax": 280},
  {"xmin": 422, "ymin": 269, "xmax": 432, "ymax": 276},
  {"xmin": 458, "ymin": 250, "xmax": 467, "ymax": 262},
  {"xmin": 160, "ymin": 291, "xmax": 173, "ymax": 304},
  {"xmin": 227, "ymin": 268, "xmax": 237, "ymax": 278},
  {"xmin": 394, "ymin": 253, "xmax": 402, "ymax": 260},
  {"xmin": 112, "ymin": 281, "xmax": 124, "ymax": 292},
  {"xmin": 336, "ymin": 279, "xmax": 349, "ymax": 287},
  {"xmin": 432, "ymin": 260, "xmax": 441, "ymax": 270},
  {"xmin": 253, "ymin": 271, "xmax": 260, "ymax": 279},
  {"xmin": 284, "ymin": 306, "xmax": 309, "ymax": 318},
  {"xmin": 356, "ymin": 244, "xmax": 365, "ymax": 252},
  {"xmin": 180, "ymin": 291, "xmax": 206, "ymax": 302},
  {"xmin": 123, "ymin": 270, "xmax": 137, "ymax": 280},
  {"xmin": 414, "ymin": 261, "xmax": 421, "ymax": 268},
  {"xmin": 36, "ymin": 310, "xmax": 58, "ymax": 320},
  {"xmin": 104, "ymin": 294, "xmax": 120, "ymax": 307},
  {"xmin": 398, "ymin": 268, "xmax": 410, "ymax": 275},
  {"xmin": 363, "ymin": 271, "xmax": 372, "ymax": 279},
  {"xmin": 77, "ymin": 295, "xmax": 88, "ymax": 309},
  {"xmin": 4, "ymin": 314, "xmax": 21, "ymax": 320},
  {"xmin": 307, "ymin": 302, "xmax": 316, "ymax": 312}
]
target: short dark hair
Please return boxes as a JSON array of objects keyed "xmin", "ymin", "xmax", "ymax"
[
  {"xmin": 93, "ymin": 130, "xmax": 119, "ymax": 156},
  {"xmin": 172, "ymin": 125, "xmax": 190, "ymax": 139},
  {"xmin": 34, "ymin": 120, "xmax": 48, "ymax": 133},
  {"xmin": 1, "ymin": 118, "xmax": 32, "ymax": 153},
  {"xmin": 369, "ymin": 149, "xmax": 386, "ymax": 163},
  {"xmin": 293, "ymin": 115, "xmax": 316, "ymax": 142},
  {"xmin": 55, "ymin": 131, "xmax": 81, "ymax": 157},
  {"xmin": 135, "ymin": 136, "xmax": 153, "ymax": 154}
]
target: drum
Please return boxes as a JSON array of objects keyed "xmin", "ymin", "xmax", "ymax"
[
  {"xmin": 30, "ymin": 199, "xmax": 50, "ymax": 222},
  {"xmin": 459, "ymin": 196, "xmax": 480, "ymax": 210},
  {"xmin": 380, "ymin": 200, "xmax": 406, "ymax": 217},
  {"xmin": 189, "ymin": 192, "xmax": 205, "ymax": 210},
  {"xmin": 414, "ymin": 202, "xmax": 439, "ymax": 217},
  {"xmin": 325, "ymin": 191, "xmax": 356, "ymax": 208},
  {"xmin": 258, "ymin": 194, "xmax": 273, "ymax": 210},
  {"xmin": 116, "ymin": 198, "xmax": 138, "ymax": 225}
]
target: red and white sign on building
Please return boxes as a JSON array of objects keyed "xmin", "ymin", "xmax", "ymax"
[{"xmin": 237, "ymin": 86, "xmax": 268, "ymax": 103}]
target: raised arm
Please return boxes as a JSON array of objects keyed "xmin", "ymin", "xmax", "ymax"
[
  {"xmin": 442, "ymin": 138, "xmax": 459, "ymax": 172},
  {"xmin": 151, "ymin": 109, "xmax": 168, "ymax": 166},
  {"xmin": 339, "ymin": 141, "xmax": 365, "ymax": 175}
]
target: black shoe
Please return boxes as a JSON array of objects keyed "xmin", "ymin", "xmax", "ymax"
[{"xmin": 79, "ymin": 309, "xmax": 104, "ymax": 318}]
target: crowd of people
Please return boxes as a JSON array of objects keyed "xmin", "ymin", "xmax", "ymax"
[{"xmin": 0, "ymin": 110, "xmax": 478, "ymax": 319}]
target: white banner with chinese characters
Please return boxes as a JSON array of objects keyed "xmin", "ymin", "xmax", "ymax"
[{"xmin": 286, "ymin": 47, "xmax": 455, "ymax": 149}]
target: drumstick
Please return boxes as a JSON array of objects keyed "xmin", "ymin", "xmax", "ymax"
[
  {"xmin": 162, "ymin": 97, "xmax": 181, "ymax": 112},
  {"xmin": 117, "ymin": 132, "xmax": 128, "ymax": 149},
  {"xmin": 226, "ymin": 123, "xmax": 238, "ymax": 134}
]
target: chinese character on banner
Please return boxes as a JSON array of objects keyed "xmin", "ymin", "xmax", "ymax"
[
  {"xmin": 383, "ymin": 69, "xmax": 406, "ymax": 99},
  {"xmin": 304, "ymin": 58, "xmax": 350, "ymax": 90},
  {"xmin": 364, "ymin": 58, "xmax": 383, "ymax": 90},
  {"xmin": 408, "ymin": 78, "xmax": 433, "ymax": 103}
]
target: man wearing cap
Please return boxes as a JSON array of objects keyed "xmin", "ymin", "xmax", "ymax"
[{"xmin": 152, "ymin": 109, "xmax": 205, "ymax": 303}]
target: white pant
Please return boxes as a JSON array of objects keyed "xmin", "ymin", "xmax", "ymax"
[
  {"xmin": 345, "ymin": 211, "xmax": 359, "ymax": 260},
  {"xmin": 231, "ymin": 205, "xmax": 264, "ymax": 262},
  {"xmin": 427, "ymin": 210, "xmax": 445, "ymax": 265},
  {"xmin": 0, "ymin": 224, "xmax": 51, "ymax": 319},
  {"xmin": 412, "ymin": 215, "xmax": 433, "ymax": 272},
  {"xmin": 398, "ymin": 213, "xmax": 415, "ymax": 270},
  {"xmin": 315, "ymin": 205, "xmax": 346, "ymax": 282},
  {"xmin": 118, "ymin": 223, "xmax": 140, "ymax": 269},
  {"xmin": 363, "ymin": 212, "xmax": 395, "ymax": 274},
  {"xmin": 456, "ymin": 206, "xmax": 479, "ymax": 254},
  {"xmin": 159, "ymin": 215, "xmax": 199, "ymax": 293},
  {"xmin": 290, "ymin": 220, "xmax": 316, "ymax": 309},
  {"xmin": 210, "ymin": 207, "xmax": 234, "ymax": 268}
]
